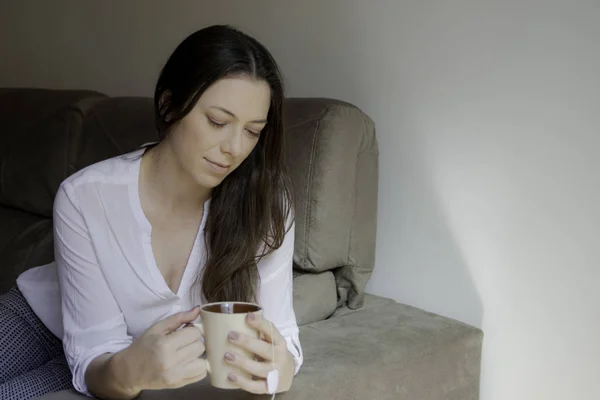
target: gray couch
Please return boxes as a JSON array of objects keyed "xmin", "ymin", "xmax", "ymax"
[{"xmin": 0, "ymin": 88, "xmax": 482, "ymax": 400}]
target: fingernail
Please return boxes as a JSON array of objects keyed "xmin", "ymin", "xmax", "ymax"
[
  {"xmin": 228, "ymin": 373, "xmax": 237, "ymax": 382},
  {"xmin": 247, "ymin": 312, "xmax": 256, "ymax": 321},
  {"xmin": 224, "ymin": 352, "xmax": 235, "ymax": 361},
  {"xmin": 228, "ymin": 331, "xmax": 239, "ymax": 341}
]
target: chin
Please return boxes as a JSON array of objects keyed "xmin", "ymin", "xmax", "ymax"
[{"xmin": 195, "ymin": 173, "xmax": 226, "ymax": 189}]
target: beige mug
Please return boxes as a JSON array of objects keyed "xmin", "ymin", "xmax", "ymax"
[{"xmin": 192, "ymin": 301, "xmax": 262, "ymax": 389}]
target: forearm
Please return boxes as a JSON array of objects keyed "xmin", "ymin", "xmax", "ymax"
[{"xmin": 85, "ymin": 351, "xmax": 141, "ymax": 400}]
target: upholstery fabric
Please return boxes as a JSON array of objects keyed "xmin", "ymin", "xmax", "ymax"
[
  {"xmin": 0, "ymin": 88, "xmax": 482, "ymax": 400},
  {"xmin": 0, "ymin": 89, "xmax": 106, "ymax": 216},
  {"xmin": 284, "ymin": 99, "xmax": 378, "ymax": 309},
  {"xmin": 292, "ymin": 270, "xmax": 337, "ymax": 326},
  {"xmin": 0, "ymin": 208, "xmax": 53, "ymax": 294},
  {"xmin": 330, "ymin": 292, "xmax": 396, "ymax": 319},
  {"xmin": 75, "ymin": 97, "xmax": 158, "ymax": 169},
  {"xmin": 0, "ymin": 90, "xmax": 379, "ymax": 310},
  {"xmin": 0, "ymin": 90, "xmax": 105, "ymax": 293},
  {"xmin": 40, "ymin": 300, "xmax": 483, "ymax": 400}
]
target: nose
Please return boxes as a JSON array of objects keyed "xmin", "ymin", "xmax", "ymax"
[{"xmin": 221, "ymin": 126, "xmax": 244, "ymax": 157}]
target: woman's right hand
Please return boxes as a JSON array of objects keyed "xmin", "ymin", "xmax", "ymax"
[{"xmin": 113, "ymin": 307, "xmax": 207, "ymax": 394}]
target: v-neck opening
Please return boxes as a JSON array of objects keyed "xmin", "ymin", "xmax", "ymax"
[{"xmin": 128, "ymin": 150, "xmax": 210, "ymax": 298}]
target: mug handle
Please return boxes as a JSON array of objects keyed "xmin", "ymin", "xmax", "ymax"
[{"xmin": 191, "ymin": 322, "xmax": 211, "ymax": 374}]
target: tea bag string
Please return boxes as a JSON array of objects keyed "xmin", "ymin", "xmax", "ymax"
[{"xmin": 269, "ymin": 320, "xmax": 276, "ymax": 400}]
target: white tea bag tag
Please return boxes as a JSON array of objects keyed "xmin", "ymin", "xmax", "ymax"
[
  {"xmin": 266, "ymin": 368, "xmax": 279, "ymax": 395},
  {"xmin": 266, "ymin": 318, "xmax": 278, "ymax": 398}
]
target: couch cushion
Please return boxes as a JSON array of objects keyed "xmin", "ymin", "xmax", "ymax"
[
  {"xmin": 0, "ymin": 207, "xmax": 53, "ymax": 294},
  {"xmin": 293, "ymin": 270, "xmax": 337, "ymax": 326},
  {"xmin": 0, "ymin": 88, "xmax": 106, "ymax": 216},
  {"xmin": 285, "ymin": 303, "xmax": 482, "ymax": 400},
  {"xmin": 284, "ymin": 99, "xmax": 378, "ymax": 309},
  {"xmin": 329, "ymin": 292, "xmax": 396, "ymax": 319},
  {"xmin": 75, "ymin": 97, "xmax": 158, "ymax": 169}
]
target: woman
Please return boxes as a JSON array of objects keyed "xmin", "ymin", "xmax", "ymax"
[{"xmin": 0, "ymin": 25, "xmax": 302, "ymax": 399}]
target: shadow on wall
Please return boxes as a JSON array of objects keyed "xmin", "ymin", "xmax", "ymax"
[{"xmin": 366, "ymin": 118, "xmax": 484, "ymax": 330}]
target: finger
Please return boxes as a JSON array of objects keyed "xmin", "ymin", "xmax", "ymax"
[
  {"xmin": 153, "ymin": 307, "xmax": 201, "ymax": 334},
  {"xmin": 246, "ymin": 313, "xmax": 283, "ymax": 345},
  {"xmin": 167, "ymin": 325, "xmax": 204, "ymax": 349},
  {"xmin": 175, "ymin": 340, "xmax": 205, "ymax": 365},
  {"xmin": 164, "ymin": 358, "xmax": 208, "ymax": 389},
  {"xmin": 181, "ymin": 357, "xmax": 209, "ymax": 382},
  {"xmin": 229, "ymin": 331, "xmax": 273, "ymax": 361},
  {"xmin": 224, "ymin": 351, "xmax": 272, "ymax": 379},
  {"xmin": 227, "ymin": 372, "xmax": 268, "ymax": 394}
]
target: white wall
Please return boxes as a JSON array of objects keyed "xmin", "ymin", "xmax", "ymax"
[{"xmin": 2, "ymin": 1, "xmax": 599, "ymax": 399}]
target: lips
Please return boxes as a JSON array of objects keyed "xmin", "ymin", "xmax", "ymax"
[
  {"xmin": 205, "ymin": 158, "xmax": 230, "ymax": 168},
  {"xmin": 204, "ymin": 157, "xmax": 231, "ymax": 174}
]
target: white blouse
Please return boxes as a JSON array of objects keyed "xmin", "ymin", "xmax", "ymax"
[{"xmin": 16, "ymin": 149, "xmax": 303, "ymax": 396}]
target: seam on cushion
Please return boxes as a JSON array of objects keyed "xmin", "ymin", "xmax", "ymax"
[
  {"xmin": 303, "ymin": 105, "xmax": 335, "ymax": 269},
  {"xmin": 284, "ymin": 99, "xmax": 353, "ymax": 131},
  {"xmin": 90, "ymin": 109, "xmax": 124, "ymax": 154},
  {"xmin": 344, "ymin": 114, "xmax": 377, "ymax": 303},
  {"xmin": 285, "ymin": 114, "xmax": 325, "ymax": 131},
  {"xmin": 64, "ymin": 107, "xmax": 74, "ymax": 183},
  {"xmin": 346, "ymin": 114, "xmax": 374, "ymax": 265},
  {"xmin": 285, "ymin": 102, "xmax": 358, "ymax": 131},
  {"xmin": 0, "ymin": 154, "xmax": 6, "ymax": 203},
  {"xmin": 66, "ymin": 97, "xmax": 107, "ymax": 176},
  {"xmin": 347, "ymin": 148, "xmax": 359, "ymax": 269},
  {"xmin": 52, "ymin": 100, "xmax": 100, "ymax": 187}
]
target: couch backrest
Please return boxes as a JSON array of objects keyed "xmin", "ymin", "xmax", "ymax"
[
  {"xmin": 0, "ymin": 88, "xmax": 106, "ymax": 216},
  {"xmin": 0, "ymin": 89, "xmax": 378, "ymax": 312},
  {"xmin": 0, "ymin": 89, "xmax": 106, "ymax": 292}
]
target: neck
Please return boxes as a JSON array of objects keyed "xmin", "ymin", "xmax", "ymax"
[{"xmin": 140, "ymin": 141, "xmax": 211, "ymax": 215}]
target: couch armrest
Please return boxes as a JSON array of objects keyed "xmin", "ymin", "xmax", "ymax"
[{"xmin": 40, "ymin": 303, "xmax": 482, "ymax": 400}]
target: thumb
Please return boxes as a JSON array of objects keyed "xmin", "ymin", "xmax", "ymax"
[{"xmin": 154, "ymin": 307, "xmax": 201, "ymax": 334}]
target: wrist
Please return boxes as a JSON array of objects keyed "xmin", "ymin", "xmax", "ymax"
[
  {"xmin": 286, "ymin": 349, "xmax": 296, "ymax": 374},
  {"xmin": 109, "ymin": 349, "xmax": 142, "ymax": 398},
  {"xmin": 281, "ymin": 349, "xmax": 295, "ymax": 389}
]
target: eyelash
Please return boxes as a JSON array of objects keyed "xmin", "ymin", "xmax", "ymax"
[
  {"xmin": 207, "ymin": 118, "xmax": 226, "ymax": 128},
  {"xmin": 207, "ymin": 118, "xmax": 260, "ymax": 138}
]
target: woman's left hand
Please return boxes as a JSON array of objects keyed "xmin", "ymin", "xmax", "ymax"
[{"xmin": 224, "ymin": 312, "xmax": 295, "ymax": 394}]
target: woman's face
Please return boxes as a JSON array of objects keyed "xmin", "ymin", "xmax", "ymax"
[{"xmin": 166, "ymin": 76, "xmax": 271, "ymax": 189}]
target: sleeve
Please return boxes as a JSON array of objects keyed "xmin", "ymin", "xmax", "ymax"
[
  {"xmin": 53, "ymin": 182, "xmax": 133, "ymax": 396},
  {"xmin": 257, "ymin": 219, "xmax": 304, "ymax": 375}
]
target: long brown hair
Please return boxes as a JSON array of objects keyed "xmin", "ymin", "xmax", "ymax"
[{"xmin": 154, "ymin": 25, "xmax": 292, "ymax": 303}]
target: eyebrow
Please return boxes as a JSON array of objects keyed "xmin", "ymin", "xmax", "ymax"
[{"xmin": 209, "ymin": 106, "xmax": 268, "ymax": 124}]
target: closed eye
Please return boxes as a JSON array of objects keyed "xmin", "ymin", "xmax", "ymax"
[
  {"xmin": 246, "ymin": 128, "xmax": 260, "ymax": 138},
  {"xmin": 207, "ymin": 118, "xmax": 226, "ymax": 128}
]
